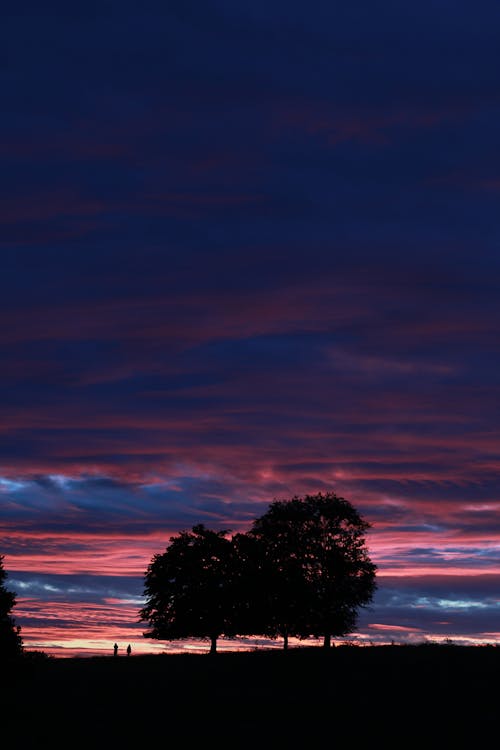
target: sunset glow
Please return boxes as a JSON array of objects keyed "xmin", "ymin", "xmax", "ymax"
[{"xmin": 2, "ymin": 2, "xmax": 500, "ymax": 657}]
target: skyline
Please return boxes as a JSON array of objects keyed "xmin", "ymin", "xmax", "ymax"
[{"xmin": 2, "ymin": 1, "xmax": 500, "ymax": 656}]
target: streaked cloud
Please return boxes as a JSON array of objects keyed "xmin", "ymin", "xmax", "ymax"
[{"xmin": 2, "ymin": 0, "xmax": 500, "ymax": 654}]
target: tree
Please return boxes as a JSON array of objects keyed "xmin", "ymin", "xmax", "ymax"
[
  {"xmin": 245, "ymin": 492, "xmax": 377, "ymax": 649},
  {"xmin": 139, "ymin": 524, "xmax": 237, "ymax": 654},
  {"xmin": 231, "ymin": 525, "xmax": 311, "ymax": 650},
  {"xmin": 229, "ymin": 530, "xmax": 276, "ymax": 640},
  {"xmin": 0, "ymin": 555, "xmax": 23, "ymax": 660}
]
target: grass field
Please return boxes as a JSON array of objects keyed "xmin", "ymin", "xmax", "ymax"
[{"xmin": 7, "ymin": 644, "xmax": 499, "ymax": 748}]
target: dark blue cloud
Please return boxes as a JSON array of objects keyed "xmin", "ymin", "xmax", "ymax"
[
  {"xmin": 9, "ymin": 572, "xmax": 142, "ymax": 604},
  {"xmin": 359, "ymin": 574, "xmax": 500, "ymax": 641}
]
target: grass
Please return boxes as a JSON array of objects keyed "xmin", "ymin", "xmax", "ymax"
[{"xmin": 6, "ymin": 643, "xmax": 499, "ymax": 748}]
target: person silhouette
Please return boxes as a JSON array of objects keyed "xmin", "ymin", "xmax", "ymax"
[
  {"xmin": 126, "ymin": 644, "xmax": 131, "ymax": 656},
  {"xmin": 113, "ymin": 643, "xmax": 118, "ymax": 656}
]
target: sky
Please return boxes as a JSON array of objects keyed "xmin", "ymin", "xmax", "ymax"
[{"xmin": 2, "ymin": 0, "xmax": 500, "ymax": 657}]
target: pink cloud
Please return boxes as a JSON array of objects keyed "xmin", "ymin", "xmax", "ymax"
[{"xmin": 368, "ymin": 623, "xmax": 423, "ymax": 633}]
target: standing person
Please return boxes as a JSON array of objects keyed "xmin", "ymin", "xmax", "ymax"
[
  {"xmin": 126, "ymin": 644, "xmax": 131, "ymax": 656},
  {"xmin": 113, "ymin": 643, "xmax": 118, "ymax": 656}
]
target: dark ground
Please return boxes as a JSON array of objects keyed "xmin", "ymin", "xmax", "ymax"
[{"xmin": 4, "ymin": 644, "xmax": 499, "ymax": 748}]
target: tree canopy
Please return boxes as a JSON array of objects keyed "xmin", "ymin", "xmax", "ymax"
[
  {"xmin": 140, "ymin": 492, "xmax": 376, "ymax": 652},
  {"xmin": 246, "ymin": 492, "xmax": 377, "ymax": 648},
  {"xmin": 0, "ymin": 555, "xmax": 23, "ymax": 660},
  {"xmin": 139, "ymin": 524, "xmax": 237, "ymax": 654}
]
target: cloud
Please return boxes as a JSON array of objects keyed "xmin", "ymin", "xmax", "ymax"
[{"xmin": 2, "ymin": 0, "xmax": 500, "ymax": 653}]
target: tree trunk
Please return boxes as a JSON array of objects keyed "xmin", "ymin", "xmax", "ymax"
[
  {"xmin": 209, "ymin": 635, "xmax": 217, "ymax": 654},
  {"xmin": 323, "ymin": 633, "xmax": 332, "ymax": 649}
]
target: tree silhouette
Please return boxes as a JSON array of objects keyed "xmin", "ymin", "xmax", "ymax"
[
  {"xmin": 245, "ymin": 492, "xmax": 377, "ymax": 649},
  {"xmin": 140, "ymin": 493, "xmax": 376, "ymax": 653},
  {"xmin": 231, "ymin": 526, "xmax": 309, "ymax": 649},
  {"xmin": 140, "ymin": 524, "xmax": 237, "ymax": 654},
  {"xmin": 0, "ymin": 555, "xmax": 23, "ymax": 660}
]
